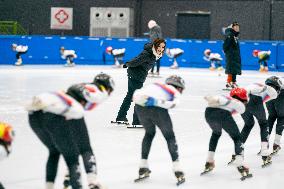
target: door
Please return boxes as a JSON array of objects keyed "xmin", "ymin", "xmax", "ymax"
[{"xmin": 176, "ymin": 11, "xmax": 210, "ymax": 39}]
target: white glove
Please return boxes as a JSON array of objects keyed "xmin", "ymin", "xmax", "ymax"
[{"xmin": 204, "ymin": 96, "xmax": 220, "ymax": 107}]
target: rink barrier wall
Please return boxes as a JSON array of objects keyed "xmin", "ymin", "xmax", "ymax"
[{"xmin": 0, "ymin": 35, "xmax": 284, "ymax": 71}]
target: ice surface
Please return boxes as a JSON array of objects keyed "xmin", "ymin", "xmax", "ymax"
[{"xmin": 0, "ymin": 65, "xmax": 283, "ymax": 189}]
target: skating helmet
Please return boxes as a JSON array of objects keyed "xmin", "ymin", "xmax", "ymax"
[
  {"xmin": 0, "ymin": 122, "xmax": 14, "ymax": 144},
  {"xmin": 265, "ymin": 76, "xmax": 283, "ymax": 94},
  {"xmin": 230, "ymin": 87, "xmax": 248, "ymax": 103},
  {"xmin": 148, "ymin": 20, "xmax": 157, "ymax": 29},
  {"xmin": 165, "ymin": 75, "xmax": 185, "ymax": 93},
  {"xmin": 204, "ymin": 49, "xmax": 211, "ymax": 56},
  {"xmin": 253, "ymin": 50, "xmax": 260, "ymax": 57},
  {"xmin": 93, "ymin": 72, "xmax": 115, "ymax": 94},
  {"xmin": 106, "ymin": 46, "xmax": 113, "ymax": 54}
]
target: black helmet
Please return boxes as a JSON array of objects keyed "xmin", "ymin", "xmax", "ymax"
[
  {"xmin": 93, "ymin": 73, "xmax": 115, "ymax": 93},
  {"xmin": 265, "ymin": 76, "xmax": 282, "ymax": 94},
  {"xmin": 165, "ymin": 75, "xmax": 185, "ymax": 92}
]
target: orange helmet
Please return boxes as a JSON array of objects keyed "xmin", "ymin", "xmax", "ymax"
[
  {"xmin": 106, "ymin": 46, "xmax": 113, "ymax": 54},
  {"xmin": 253, "ymin": 50, "xmax": 260, "ymax": 57},
  {"xmin": 0, "ymin": 122, "xmax": 14, "ymax": 143}
]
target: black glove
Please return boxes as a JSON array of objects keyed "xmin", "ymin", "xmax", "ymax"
[{"xmin": 123, "ymin": 64, "xmax": 127, "ymax": 68}]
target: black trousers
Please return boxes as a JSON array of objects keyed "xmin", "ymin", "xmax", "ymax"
[
  {"xmin": 16, "ymin": 51, "xmax": 27, "ymax": 59},
  {"xmin": 69, "ymin": 118, "xmax": 97, "ymax": 174},
  {"xmin": 66, "ymin": 55, "xmax": 74, "ymax": 63},
  {"xmin": 150, "ymin": 59, "xmax": 161, "ymax": 73},
  {"xmin": 135, "ymin": 105, "xmax": 179, "ymax": 161},
  {"xmin": 240, "ymin": 95, "xmax": 269, "ymax": 143},
  {"xmin": 267, "ymin": 96, "xmax": 284, "ymax": 136},
  {"xmin": 28, "ymin": 111, "xmax": 82, "ymax": 189},
  {"xmin": 116, "ymin": 76, "xmax": 143, "ymax": 124},
  {"xmin": 205, "ymin": 108, "xmax": 243, "ymax": 155}
]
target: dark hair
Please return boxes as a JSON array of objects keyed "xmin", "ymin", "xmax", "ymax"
[
  {"xmin": 153, "ymin": 38, "xmax": 166, "ymax": 53},
  {"xmin": 232, "ymin": 22, "xmax": 239, "ymax": 27}
]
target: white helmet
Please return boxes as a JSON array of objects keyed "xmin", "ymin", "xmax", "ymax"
[
  {"xmin": 148, "ymin": 20, "xmax": 157, "ymax": 29},
  {"xmin": 204, "ymin": 49, "xmax": 211, "ymax": 56}
]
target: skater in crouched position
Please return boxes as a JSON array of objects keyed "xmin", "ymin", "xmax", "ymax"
[
  {"xmin": 27, "ymin": 73, "xmax": 115, "ymax": 189},
  {"xmin": 202, "ymin": 88, "xmax": 252, "ymax": 180},
  {"xmin": 266, "ymin": 77, "xmax": 284, "ymax": 155},
  {"xmin": 0, "ymin": 122, "xmax": 14, "ymax": 189},
  {"xmin": 60, "ymin": 46, "xmax": 77, "ymax": 67},
  {"xmin": 132, "ymin": 75, "xmax": 185, "ymax": 185},
  {"xmin": 113, "ymin": 38, "xmax": 166, "ymax": 126},
  {"xmin": 11, "ymin": 43, "xmax": 28, "ymax": 66},
  {"xmin": 229, "ymin": 76, "xmax": 281, "ymax": 167}
]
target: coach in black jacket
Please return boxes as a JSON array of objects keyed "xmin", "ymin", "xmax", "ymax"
[
  {"xmin": 223, "ymin": 22, "xmax": 241, "ymax": 89},
  {"xmin": 115, "ymin": 38, "xmax": 166, "ymax": 125}
]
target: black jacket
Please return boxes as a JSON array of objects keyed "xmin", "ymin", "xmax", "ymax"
[
  {"xmin": 126, "ymin": 43, "xmax": 156, "ymax": 82},
  {"xmin": 149, "ymin": 25, "xmax": 162, "ymax": 42},
  {"xmin": 223, "ymin": 28, "xmax": 242, "ymax": 75}
]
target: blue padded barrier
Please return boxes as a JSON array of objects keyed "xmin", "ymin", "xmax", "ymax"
[{"xmin": 0, "ymin": 35, "xmax": 283, "ymax": 71}]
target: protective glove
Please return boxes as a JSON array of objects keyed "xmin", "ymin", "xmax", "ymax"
[
  {"xmin": 145, "ymin": 97, "xmax": 157, "ymax": 106},
  {"xmin": 123, "ymin": 64, "xmax": 127, "ymax": 68}
]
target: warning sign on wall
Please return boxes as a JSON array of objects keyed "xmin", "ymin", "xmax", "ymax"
[{"xmin": 50, "ymin": 7, "xmax": 73, "ymax": 30}]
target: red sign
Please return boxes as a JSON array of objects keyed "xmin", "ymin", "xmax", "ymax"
[{"xmin": 55, "ymin": 9, "xmax": 69, "ymax": 24}]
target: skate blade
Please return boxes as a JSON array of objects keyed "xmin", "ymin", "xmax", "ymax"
[
  {"xmin": 227, "ymin": 160, "xmax": 235, "ymax": 165},
  {"xmin": 271, "ymin": 150, "xmax": 280, "ymax": 156},
  {"xmin": 127, "ymin": 125, "xmax": 143, "ymax": 129},
  {"xmin": 111, "ymin": 121, "xmax": 129, "ymax": 125},
  {"xmin": 176, "ymin": 177, "xmax": 185, "ymax": 186},
  {"xmin": 200, "ymin": 169, "xmax": 213, "ymax": 176},
  {"xmin": 261, "ymin": 161, "xmax": 272, "ymax": 168},
  {"xmin": 240, "ymin": 173, "xmax": 253, "ymax": 181},
  {"xmin": 134, "ymin": 175, "xmax": 149, "ymax": 182}
]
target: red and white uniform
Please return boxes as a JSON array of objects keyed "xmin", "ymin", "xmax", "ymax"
[
  {"xmin": 245, "ymin": 83, "xmax": 277, "ymax": 103},
  {"xmin": 133, "ymin": 82, "xmax": 181, "ymax": 109},
  {"xmin": 27, "ymin": 84, "xmax": 108, "ymax": 120},
  {"xmin": 14, "ymin": 45, "xmax": 28, "ymax": 52},
  {"xmin": 204, "ymin": 95, "xmax": 245, "ymax": 114},
  {"xmin": 61, "ymin": 50, "xmax": 77, "ymax": 59}
]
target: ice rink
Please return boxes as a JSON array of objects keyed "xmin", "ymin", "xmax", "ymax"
[{"xmin": 0, "ymin": 65, "xmax": 284, "ymax": 189}]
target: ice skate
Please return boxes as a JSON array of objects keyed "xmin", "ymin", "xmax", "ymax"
[
  {"xmin": 271, "ymin": 144, "xmax": 281, "ymax": 155},
  {"xmin": 209, "ymin": 66, "xmax": 215, "ymax": 71},
  {"xmin": 63, "ymin": 174, "xmax": 70, "ymax": 189},
  {"xmin": 111, "ymin": 118, "xmax": 129, "ymax": 125},
  {"xmin": 170, "ymin": 61, "xmax": 179, "ymax": 69},
  {"xmin": 217, "ymin": 66, "xmax": 223, "ymax": 71},
  {"xmin": 175, "ymin": 171, "xmax": 185, "ymax": 186},
  {"xmin": 261, "ymin": 155, "xmax": 272, "ymax": 168},
  {"xmin": 89, "ymin": 183, "xmax": 105, "ymax": 189},
  {"xmin": 200, "ymin": 161, "xmax": 215, "ymax": 175},
  {"xmin": 127, "ymin": 124, "xmax": 143, "ymax": 129},
  {"xmin": 223, "ymin": 82, "xmax": 233, "ymax": 91},
  {"xmin": 15, "ymin": 58, "xmax": 22, "ymax": 66},
  {"xmin": 227, "ymin": 154, "xmax": 236, "ymax": 165},
  {"xmin": 134, "ymin": 168, "xmax": 151, "ymax": 182},
  {"xmin": 237, "ymin": 166, "xmax": 252, "ymax": 181}
]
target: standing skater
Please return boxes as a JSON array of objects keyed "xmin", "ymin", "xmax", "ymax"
[
  {"xmin": 60, "ymin": 46, "xmax": 77, "ymax": 67},
  {"xmin": 148, "ymin": 20, "xmax": 163, "ymax": 76},
  {"xmin": 105, "ymin": 46, "xmax": 126, "ymax": 68},
  {"xmin": 0, "ymin": 122, "xmax": 14, "ymax": 189},
  {"xmin": 112, "ymin": 38, "xmax": 166, "ymax": 127},
  {"xmin": 223, "ymin": 22, "xmax": 241, "ymax": 89},
  {"xmin": 132, "ymin": 75, "xmax": 186, "ymax": 185},
  {"xmin": 253, "ymin": 50, "xmax": 271, "ymax": 72},
  {"xmin": 266, "ymin": 77, "xmax": 284, "ymax": 155},
  {"xmin": 202, "ymin": 88, "xmax": 252, "ymax": 180},
  {"xmin": 27, "ymin": 73, "xmax": 115, "ymax": 189},
  {"xmin": 228, "ymin": 76, "xmax": 281, "ymax": 167},
  {"xmin": 11, "ymin": 43, "xmax": 28, "ymax": 66}
]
